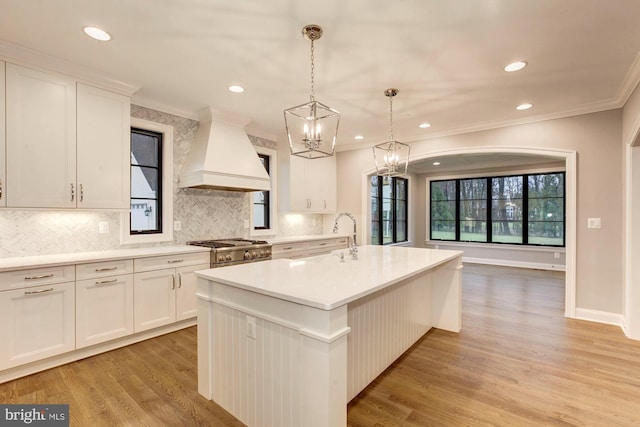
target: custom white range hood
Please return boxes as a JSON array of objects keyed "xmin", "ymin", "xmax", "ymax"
[{"xmin": 179, "ymin": 108, "xmax": 271, "ymax": 192}]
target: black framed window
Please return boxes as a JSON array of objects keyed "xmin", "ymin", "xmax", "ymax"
[
  {"xmin": 430, "ymin": 172, "xmax": 565, "ymax": 247},
  {"xmin": 130, "ymin": 128, "xmax": 162, "ymax": 234},
  {"xmin": 253, "ymin": 154, "xmax": 270, "ymax": 230},
  {"xmin": 371, "ymin": 176, "xmax": 408, "ymax": 245}
]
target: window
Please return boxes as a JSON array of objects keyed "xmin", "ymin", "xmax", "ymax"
[
  {"xmin": 130, "ymin": 128, "xmax": 162, "ymax": 234},
  {"xmin": 371, "ymin": 176, "xmax": 408, "ymax": 245},
  {"xmin": 253, "ymin": 154, "xmax": 270, "ymax": 230},
  {"xmin": 121, "ymin": 118, "xmax": 174, "ymax": 244},
  {"xmin": 250, "ymin": 146, "xmax": 278, "ymax": 237},
  {"xmin": 430, "ymin": 172, "xmax": 564, "ymax": 247}
]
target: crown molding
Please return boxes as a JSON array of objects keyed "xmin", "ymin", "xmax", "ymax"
[{"xmin": 0, "ymin": 40, "xmax": 139, "ymax": 96}]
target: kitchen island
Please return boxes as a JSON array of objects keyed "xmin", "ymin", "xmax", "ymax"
[{"xmin": 195, "ymin": 245, "xmax": 463, "ymax": 427}]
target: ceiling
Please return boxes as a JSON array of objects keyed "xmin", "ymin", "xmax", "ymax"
[{"xmin": 1, "ymin": 0, "xmax": 640, "ymax": 155}]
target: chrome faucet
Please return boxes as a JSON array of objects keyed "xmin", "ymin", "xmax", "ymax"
[{"xmin": 333, "ymin": 212, "xmax": 358, "ymax": 259}]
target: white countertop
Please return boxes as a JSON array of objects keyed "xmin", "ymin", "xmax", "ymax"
[
  {"xmin": 268, "ymin": 234, "xmax": 351, "ymax": 245},
  {"xmin": 0, "ymin": 245, "xmax": 211, "ymax": 272},
  {"xmin": 196, "ymin": 245, "xmax": 463, "ymax": 310}
]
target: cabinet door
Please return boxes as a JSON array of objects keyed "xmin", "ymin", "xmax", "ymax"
[
  {"xmin": 0, "ymin": 282, "xmax": 75, "ymax": 370},
  {"xmin": 77, "ymin": 83, "xmax": 131, "ymax": 209},
  {"xmin": 175, "ymin": 263, "xmax": 209, "ymax": 321},
  {"xmin": 289, "ymin": 155, "xmax": 310, "ymax": 210},
  {"xmin": 308, "ymin": 156, "xmax": 336, "ymax": 212},
  {"xmin": 0, "ymin": 61, "xmax": 5, "ymax": 207},
  {"xmin": 76, "ymin": 274, "xmax": 134, "ymax": 348},
  {"xmin": 133, "ymin": 269, "xmax": 176, "ymax": 332},
  {"xmin": 5, "ymin": 63, "xmax": 76, "ymax": 208}
]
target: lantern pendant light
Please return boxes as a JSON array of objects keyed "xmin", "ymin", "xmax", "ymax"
[
  {"xmin": 284, "ymin": 25, "xmax": 340, "ymax": 159},
  {"xmin": 373, "ymin": 88, "xmax": 410, "ymax": 177}
]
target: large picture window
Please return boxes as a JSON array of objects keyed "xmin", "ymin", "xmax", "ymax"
[
  {"xmin": 430, "ymin": 172, "xmax": 565, "ymax": 247},
  {"xmin": 371, "ymin": 176, "xmax": 408, "ymax": 245}
]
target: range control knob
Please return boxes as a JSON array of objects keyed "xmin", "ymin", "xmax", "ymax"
[
  {"xmin": 252, "ymin": 251, "xmax": 257, "ymax": 258},
  {"xmin": 259, "ymin": 250, "xmax": 265, "ymax": 257},
  {"xmin": 218, "ymin": 255, "xmax": 225, "ymax": 262},
  {"xmin": 266, "ymin": 249, "xmax": 271, "ymax": 256},
  {"xmin": 225, "ymin": 254, "xmax": 233, "ymax": 261},
  {"xmin": 244, "ymin": 251, "xmax": 252, "ymax": 260}
]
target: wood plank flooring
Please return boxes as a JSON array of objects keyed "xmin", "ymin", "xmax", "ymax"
[{"xmin": 1, "ymin": 264, "xmax": 640, "ymax": 426}]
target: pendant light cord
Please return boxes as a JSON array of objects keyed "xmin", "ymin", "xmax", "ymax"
[
  {"xmin": 310, "ymin": 39, "xmax": 315, "ymax": 102},
  {"xmin": 389, "ymin": 95, "xmax": 394, "ymax": 141}
]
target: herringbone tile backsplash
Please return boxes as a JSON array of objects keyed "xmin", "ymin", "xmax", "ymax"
[{"xmin": 0, "ymin": 106, "xmax": 324, "ymax": 258}]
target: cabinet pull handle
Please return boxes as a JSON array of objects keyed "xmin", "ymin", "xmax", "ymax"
[
  {"xmin": 167, "ymin": 259, "xmax": 183, "ymax": 264},
  {"xmin": 171, "ymin": 274, "xmax": 176, "ymax": 290},
  {"xmin": 319, "ymin": 243, "xmax": 327, "ymax": 246},
  {"xmin": 80, "ymin": 184, "xmax": 84, "ymax": 202},
  {"xmin": 324, "ymin": 200, "xmax": 327, "ymax": 209},
  {"xmin": 71, "ymin": 183, "xmax": 75, "ymax": 201},
  {"xmin": 95, "ymin": 278, "xmax": 118, "ymax": 285},
  {"xmin": 0, "ymin": 179, "xmax": 3, "ymax": 199},
  {"xmin": 24, "ymin": 273, "xmax": 54, "ymax": 280},
  {"xmin": 95, "ymin": 266, "xmax": 118, "ymax": 272},
  {"xmin": 178, "ymin": 273, "xmax": 182, "ymax": 288},
  {"xmin": 283, "ymin": 246, "xmax": 293, "ymax": 250},
  {"xmin": 25, "ymin": 288, "xmax": 54, "ymax": 295}
]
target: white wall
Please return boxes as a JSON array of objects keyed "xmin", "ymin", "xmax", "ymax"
[{"xmin": 336, "ymin": 109, "xmax": 623, "ymax": 315}]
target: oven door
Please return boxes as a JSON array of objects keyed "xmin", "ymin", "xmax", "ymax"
[{"xmin": 213, "ymin": 257, "xmax": 271, "ymax": 268}]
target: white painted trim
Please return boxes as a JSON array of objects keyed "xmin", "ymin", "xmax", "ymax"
[
  {"xmin": 574, "ymin": 308, "xmax": 624, "ymax": 328},
  {"xmin": 462, "ymin": 257, "xmax": 566, "ymax": 272},
  {"xmin": 121, "ymin": 118, "xmax": 174, "ymax": 244}
]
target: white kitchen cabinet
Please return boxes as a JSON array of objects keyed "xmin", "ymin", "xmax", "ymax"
[
  {"xmin": 4, "ymin": 64, "xmax": 131, "ymax": 209},
  {"xmin": 0, "ymin": 61, "xmax": 6, "ymax": 207},
  {"xmin": 75, "ymin": 259, "xmax": 134, "ymax": 349},
  {"xmin": 76, "ymin": 83, "xmax": 131, "ymax": 209},
  {"xmin": 280, "ymin": 154, "xmax": 337, "ymax": 213},
  {"xmin": 5, "ymin": 63, "xmax": 77, "ymax": 208},
  {"xmin": 0, "ymin": 281, "xmax": 75, "ymax": 370},
  {"xmin": 133, "ymin": 252, "xmax": 209, "ymax": 333}
]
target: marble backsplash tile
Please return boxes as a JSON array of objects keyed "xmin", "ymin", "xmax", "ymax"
[{"xmin": 0, "ymin": 106, "xmax": 325, "ymax": 258}]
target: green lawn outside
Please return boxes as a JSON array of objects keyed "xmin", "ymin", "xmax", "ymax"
[{"xmin": 431, "ymin": 230, "xmax": 563, "ymax": 246}]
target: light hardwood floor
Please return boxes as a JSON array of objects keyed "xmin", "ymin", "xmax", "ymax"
[{"xmin": 1, "ymin": 264, "xmax": 640, "ymax": 426}]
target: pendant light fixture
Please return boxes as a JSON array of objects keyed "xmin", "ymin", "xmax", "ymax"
[
  {"xmin": 284, "ymin": 25, "xmax": 340, "ymax": 159},
  {"xmin": 373, "ymin": 88, "xmax": 410, "ymax": 177}
]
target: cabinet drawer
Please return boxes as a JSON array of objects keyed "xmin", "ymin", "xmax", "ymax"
[
  {"xmin": 0, "ymin": 265, "xmax": 75, "ymax": 292},
  {"xmin": 76, "ymin": 259, "xmax": 134, "ymax": 280},
  {"xmin": 272, "ymin": 242, "xmax": 306, "ymax": 255},
  {"xmin": 134, "ymin": 252, "xmax": 210, "ymax": 273}
]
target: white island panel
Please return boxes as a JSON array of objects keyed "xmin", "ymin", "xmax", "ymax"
[{"xmin": 196, "ymin": 245, "xmax": 463, "ymax": 427}]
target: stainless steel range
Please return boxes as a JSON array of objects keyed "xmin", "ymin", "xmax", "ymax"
[{"xmin": 187, "ymin": 238, "xmax": 272, "ymax": 267}]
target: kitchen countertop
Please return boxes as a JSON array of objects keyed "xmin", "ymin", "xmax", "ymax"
[
  {"xmin": 196, "ymin": 245, "xmax": 463, "ymax": 310},
  {"xmin": 0, "ymin": 245, "xmax": 211, "ymax": 272}
]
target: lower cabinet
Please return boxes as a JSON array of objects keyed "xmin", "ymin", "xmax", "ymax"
[
  {"xmin": 272, "ymin": 236, "xmax": 350, "ymax": 260},
  {"xmin": 133, "ymin": 252, "xmax": 210, "ymax": 333},
  {"xmin": 76, "ymin": 274, "xmax": 134, "ymax": 349},
  {"xmin": 0, "ymin": 281, "xmax": 75, "ymax": 369}
]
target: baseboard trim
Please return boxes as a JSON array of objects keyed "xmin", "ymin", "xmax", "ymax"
[
  {"xmin": 462, "ymin": 256, "xmax": 566, "ymax": 271},
  {"xmin": 574, "ymin": 308, "xmax": 624, "ymax": 327}
]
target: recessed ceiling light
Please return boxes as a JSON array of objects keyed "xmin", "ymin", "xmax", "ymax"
[
  {"xmin": 354, "ymin": 135, "xmax": 364, "ymax": 140},
  {"xmin": 516, "ymin": 103, "xmax": 533, "ymax": 110},
  {"xmin": 83, "ymin": 26, "xmax": 111, "ymax": 41},
  {"xmin": 228, "ymin": 85, "xmax": 245, "ymax": 93},
  {"xmin": 419, "ymin": 123, "xmax": 431, "ymax": 129},
  {"xmin": 433, "ymin": 161, "xmax": 441, "ymax": 166},
  {"xmin": 505, "ymin": 61, "xmax": 527, "ymax": 72}
]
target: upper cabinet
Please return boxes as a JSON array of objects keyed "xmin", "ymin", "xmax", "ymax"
[
  {"xmin": 0, "ymin": 61, "xmax": 5, "ymax": 207},
  {"xmin": 279, "ymin": 154, "xmax": 336, "ymax": 213},
  {"xmin": 3, "ymin": 63, "xmax": 131, "ymax": 209},
  {"xmin": 5, "ymin": 63, "xmax": 77, "ymax": 208},
  {"xmin": 77, "ymin": 83, "xmax": 130, "ymax": 209}
]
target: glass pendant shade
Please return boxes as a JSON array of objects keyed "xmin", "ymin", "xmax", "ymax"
[
  {"xmin": 373, "ymin": 140, "xmax": 410, "ymax": 177},
  {"xmin": 285, "ymin": 99, "xmax": 340, "ymax": 159},
  {"xmin": 285, "ymin": 24, "xmax": 340, "ymax": 159}
]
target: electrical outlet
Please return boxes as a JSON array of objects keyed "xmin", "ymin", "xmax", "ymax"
[
  {"xmin": 244, "ymin": 220, "xmax": 250, "ymax": 229},
  {"xmin": 98, "ymin": 222, "xmax": 109, "ymax": 234},
  {"xmin": 587, "ymin": 218, "xmax": 601, "ymax": 229},
  {"xmin": 246, "ymin": 316, "xmax": 256, "ymax": 339},
  {"xmin": 174, "ymin": 221, "xmax": 181, "ymax": 231},
  {"xmin": 554, "ymin": 252, "xmax": 560, "ymax": 259}
]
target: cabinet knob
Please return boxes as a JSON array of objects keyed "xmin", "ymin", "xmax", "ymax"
[{"xmin": 70, "ymin": 183, "xmax": 75, "ymax": 202}]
